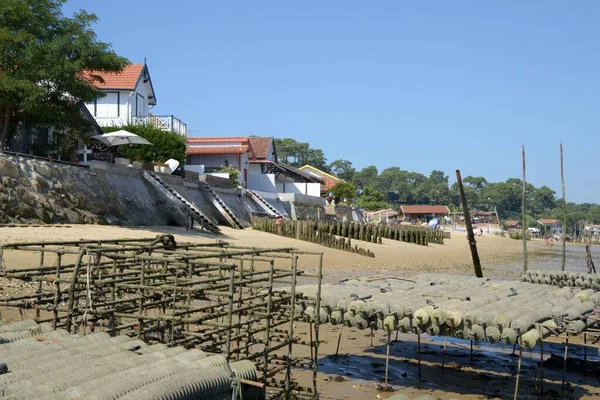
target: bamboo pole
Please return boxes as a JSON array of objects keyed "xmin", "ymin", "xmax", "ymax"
[
  {"xmin": 513, "ymin": 345, "xmax": 523, "ymax": 400},
  {"xmin": 522, "ymin": 145, "xmax": 528, "ymax": 272},
  {"xmin": 560, "ymin": 143, "xmax": 567, "ymax": 271},
  {"xmin": 456, "ymin": 169, "xmax": 483, "ymax": 278}
]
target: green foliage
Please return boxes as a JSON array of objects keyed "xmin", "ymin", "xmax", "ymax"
[
  {"xmin": 219, "ymin": 165, "xmax": 241, "ymax": 188},
  {"xmin": 509, "ymin": 231, "xmax": 530, "ymax": 241},
  {"xmin": 102, "ymin": 125, "xmax": 186, "ymax": 163},
  {"xmin": 328, "ymin": 159, "xmax": 355, "ymax": 181},
  {"xmin": 357, "ymin": 186, "xmax": 389, "ymax": 211},
  {"xmin": 0, "ymin": 0, "xmax": 128, "ymax": 147},
  {"xmin": 270, "ymin": 137, "xmax": 599, "ymax": 229},
  {"xmin": 330, "ymin": 181, "xmax": 357, "ymax": 203},
  {"xmin": 352, "ymin": 165, "xmax": 379, "ymax": 189},
  {"xmin": 274, "ymin": 138, "xmax": 328, "ymax": 171}
]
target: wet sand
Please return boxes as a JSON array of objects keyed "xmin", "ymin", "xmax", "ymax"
[{"xmin": 1, "ymin": 225, "xmax": 598, "ymax": 399}]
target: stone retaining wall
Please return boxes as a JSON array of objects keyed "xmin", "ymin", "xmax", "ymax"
[{"xmin": 0, "ymin": 154, "xmax": 188, "ymax": 225}]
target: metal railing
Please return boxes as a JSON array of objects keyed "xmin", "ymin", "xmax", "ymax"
[
  {"xmin": 132, "ymin": 114, "xmax": 187, "ymax": 136},
  {"xmin": 0, "ymin": 149, "xmax": 89, "ymax": 168},
  {"xmin": 94, "ymin": 114, "xmax": 188, "ymax": 136}
]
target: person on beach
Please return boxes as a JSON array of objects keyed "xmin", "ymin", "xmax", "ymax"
[{"xmin": 275, "ymin": 216, "xmax": 283, "ymax": 235}]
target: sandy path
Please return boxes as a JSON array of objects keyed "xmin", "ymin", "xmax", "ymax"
[{"xmin": 0, "ymin": 224, "xmax": 548, "ymax": 280}]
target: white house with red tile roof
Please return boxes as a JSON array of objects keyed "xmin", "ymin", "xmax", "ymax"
[
  {"xmin": 537, "ymin": 218, "xmax": 562, "ymax": 234},
  {"xmin": 185, "ymin": 136, "xmax": 322, "ymax": 195},
  {"xmin": 82, "ymin": 63, "xmax": 187, "ymax": 136},
  {"xmin": 186, "ymin": 137, "xmax": 254, "ymax": 185},
  {"xmin": 248, "ymin": 137, "xmax": 277, "ymax": 162},
  {"xmin": 245, "ymin": 137, "xmax": 322, "ymax": 196}
]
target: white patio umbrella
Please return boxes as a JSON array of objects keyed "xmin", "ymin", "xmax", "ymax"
[{"xmin": 90, "ymin": 130, "xmax": 152, "ymax": 147}]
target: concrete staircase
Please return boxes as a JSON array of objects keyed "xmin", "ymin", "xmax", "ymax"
[
  {"xmin": 247, "ymin": 190, "xmax": 285, "ymax": 219},
  {"xmin": 143, "ymin": 172, "xmax": 220, "ymax": 233},
  {"xmin": 200, "ymin": 182, "xmax": 244, "ymax": 229}
]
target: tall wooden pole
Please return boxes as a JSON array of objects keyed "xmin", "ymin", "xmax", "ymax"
[
  {"xmin": 560, "ymin": 144, "xmax": 567, "ymax": 271},
  {"xmin": 456, "ymin": 169, "xmax": 483, "ymax": 278},
  {"xmin": 522, "ymin": 145, "xmax": 528, "ymax": 272}
]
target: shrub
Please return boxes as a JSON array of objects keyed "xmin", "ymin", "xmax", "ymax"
[
  {"xmin": 219, "ymin": 165, "xmax": 241, "ymax": 187},
  {"xmin": 102, "ymin": 125, "xmax": 186, "ymax": 164}
]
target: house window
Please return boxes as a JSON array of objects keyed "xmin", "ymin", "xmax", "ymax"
[
  {"xmin": 95, "ymin": 92, "xmax": 119, "ymax": 117},
  {"xmin": 136, "ymin": 93, "xmax": 145, "ymax": 116}
]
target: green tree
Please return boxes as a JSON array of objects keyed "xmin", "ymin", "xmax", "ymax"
[
  {"xmin": 352, "ymin": 165, "xmax": 378, "ymax": 189},
  {"xmin": 463, "ymin": 176, "xmax": 488, "ymax": 189},
  {"xmin": 328, "ymin": 159, "xmax": 355, "ymax": 181},
  {"xmin": 420, "ymin": 170, "xmax": 450, "ymax": 205},
  {"xmin": 482, "ymin": 181, "xmax": 521, "ymax": 217},
  {"xmin": 274, "ymin": 138, "xmax": 328, "ymax": 171},
  {"xmin": 530, "ymin": 186, "xmax": 557, "ymax": 215},
  {"xmin": 102, "ymin": 125, "xmax": 186, "ymax": 163},
  {"xmin": 0, "ymin": 0, "xmax": 128, "ymax": 147},
  {"xmin": 330, "ymin": 181, "xmax": 357, "ymax": 203},
  {"xmin": 357, "ymin": 186, "xmax": 388, "ymax": 211}
]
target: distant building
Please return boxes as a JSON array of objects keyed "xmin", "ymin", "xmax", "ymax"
[
  {"xmin": 186, "ymin": 137, "xmax": 253, "ymax": 184},
  {"xmin": 537, "ymin": 218, "xmax": 562, "ymax": 234},
  {"xmin": 472, "ymin": 211, "xmax": 498, "ymax": 224},
  {"xmin": 185, "ymin": 136, "xmax": 322, "ymax": 195},
  {"xmin": 505, "ymin": 220, "xmax": 522, "ymax": 229},
  {"xmin": 298, "ymin": 165, "xmax": 343, "ymax": 194},
  {"xmin": 399, "ymin": 205, "xmax": 449, "ymax": 222},
  {"xmin": 368, "ymin": 208, "xmax": 399, "ymax": 223},
  {"xmin": 82, "ymin": 63, "xmax": 187, "ymax": 136}
]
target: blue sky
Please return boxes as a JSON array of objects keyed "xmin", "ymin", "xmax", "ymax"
[{"xmin": 65, "ymin": 1, "xmax": 599, "ymax": 202}]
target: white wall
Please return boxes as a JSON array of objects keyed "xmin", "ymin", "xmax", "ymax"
[
  {"xmin": 133, "ymin": 80, "xmax": 148, "ymax": 117},
  {"xmin": 208, "ymin": 172, "xmax": 229, "ymax": 179},
  {"xmin": 85, "ymin": 90, "xmax": 135, "ymax": 126},
  {"xmin": 266, "ymin": 142, "xmax": 276, "ymax": 162},
  {"xmin": 249, "ymin": 172, "xmax": 276, "ymax": 192},
  {"xmin": 276, "ymin": 182, "xmax": 321, "ymax": 197},
  {"xmin": 95, "ymin": 92, "xmax": 119, "ymax": 118},
  {"xmin": 185, "ymin": 164, "xmax": 205, "ymax": 174},
  {"xmin": 188, "ymin": 154, "xmax": 242, "ymax": 169},
  {"xmin": 306, "ymin": 183, "xmax": 321, "ymax": 197}
]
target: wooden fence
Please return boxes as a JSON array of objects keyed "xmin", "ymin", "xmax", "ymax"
[
  {"xmin": 251, "ymin": 218, "xmax": 444, "ymax": 250},
  {"xmin": 251, "ymin": 217, "xmax": 375, "ymax": 257}
]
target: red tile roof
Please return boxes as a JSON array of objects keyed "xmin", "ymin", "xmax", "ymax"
[
  {"xmin": 186, "ymin": 146, "xmax": 248, "ymax": 155},
  {"xmin": 187, "ymin": 137, "xmax": 248, "ymax": 143},
  {"xmin": 538, "ymin": 219, "xmax": 561, "ymax": 224},
  {"xmin": 248, "ymin": 137, "xmax": 273, "ymax": 159},
  {"xmin": 400, "ymin": 205, "xmax": 449, "ymax": 215},
  {"xmin": 81, "ymin": 64, "xmax": 145, "ymax": 90},
  {"xmin": 505, "ymin": 220, "xmax": 521, "ymax": 227}
]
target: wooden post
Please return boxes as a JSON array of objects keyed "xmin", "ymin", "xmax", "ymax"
[
  {"xmin": 522, "ymin": 145, "xmax": 528, "ymax": 272},
  {"xmin": 560, "ymin": 143, "xmax": 567, "ymax": 271},
  {"xmin": 456, "ymin": 169, "xmax": 483, "ymax": 278},
  {"xmin": 385, "ymin": 332, "xmax": 391, "ymax": 388},
  {"xmin": 540, "ymin": 330, "xmax": 545, "ymax": 397},
  {"xmin": 586, "ymin": 245, "xmax": 597, "ymax": 274},
  {"xmin": 513, "ymin": 345, "xmax": 523, "ymax": 400},
  {"xmin": 417, "ymin": 332, "xmax": 422, "ymax": 381},
  {"xmin": 562, "ymin": 332, "xmax": 569, "ymax": 390},
  {"xmin": 335, "ymin": 325, "xmax": 344, "ymax": 356}
]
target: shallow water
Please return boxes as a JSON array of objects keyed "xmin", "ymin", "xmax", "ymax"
[{"xmin": 489, "ymin": 242, "xmax": 599, "ymax": 274}]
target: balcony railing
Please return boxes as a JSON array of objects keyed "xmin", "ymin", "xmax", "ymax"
[
  {"xmin": 94, "ymin": 114, "xmax": 187, "ymax": 136},
  {"xmin": 132, "ymin": 114, "xmax": 187, "ymax": 136}
]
